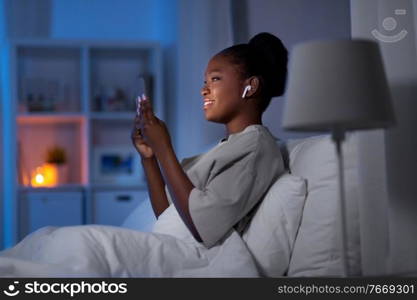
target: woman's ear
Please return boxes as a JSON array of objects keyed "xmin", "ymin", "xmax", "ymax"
[{"xmin": 245, "ymin": 76, "xmax": 260, "ymax": 98}]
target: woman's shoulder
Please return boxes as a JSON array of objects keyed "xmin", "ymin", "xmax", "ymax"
[
  {"xmin": 181, "ymin": 125, "xmax": 281, "ymax": 170},
  {"xmin": 228, "ymin": 125, "xmax": 279, "ymax": 151},
  {"xmin": 209, "ymin": 125, "xmax": 281, "ymax": 165}
]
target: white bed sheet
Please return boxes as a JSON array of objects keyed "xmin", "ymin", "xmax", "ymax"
[{"xmin": 0, "ymin": 210, "xmax": 259, "ymax": 277}]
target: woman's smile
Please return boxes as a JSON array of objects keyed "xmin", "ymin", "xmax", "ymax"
[{"xmin": 203, "ymin": 98, "xmax": 215, "ymax": 109}]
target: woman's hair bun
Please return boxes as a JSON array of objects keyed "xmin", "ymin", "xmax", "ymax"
[{"xmin": 248, "ymin": 32, "xmax": 288, "ymax": 97}]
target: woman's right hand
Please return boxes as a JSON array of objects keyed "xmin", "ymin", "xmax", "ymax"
[{"xmin": 131, "ymin": 115, "xmax": 154, "ymax": 159}]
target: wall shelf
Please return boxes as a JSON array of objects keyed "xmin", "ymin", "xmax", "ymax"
[
  {"xmin": 10, "ymin": 39, "xmax": 163, "ymax": 239},
  {"xmin": 17, "ymin": 113, "xmax": 85, "ymax": 124},
  {"xmin": 18, "ymin": 184, "xmax": 86, "ymax": 192},
  {"xmin": 89, "ymin": 112, "xmax": 136, "ymax": 120}
]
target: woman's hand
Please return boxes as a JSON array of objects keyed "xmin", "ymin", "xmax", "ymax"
[
  {"xmin": 138, "ymin": 98, "xmax": 200, "ymax": 242},
  {"xmin": 131, "ymin": 114, "xmax": 154, "ymax": 159},
  {"xmin": 140, "ymin": 98, "xmax": 172, "ymax": 156}
]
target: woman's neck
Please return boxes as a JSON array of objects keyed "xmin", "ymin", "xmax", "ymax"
[{"xmin": 225, "ymin": 116, "xmax": 262, "ymax": 135}]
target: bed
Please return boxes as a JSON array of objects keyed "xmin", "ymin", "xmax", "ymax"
[{"xmin": 0, "ymin": 134, "xmax": 361, "ymax": 277}]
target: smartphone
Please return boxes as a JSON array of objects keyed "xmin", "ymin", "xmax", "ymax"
[{"xmin": 136, "ymin": 76, "xmax": 147, "ymax": 116}]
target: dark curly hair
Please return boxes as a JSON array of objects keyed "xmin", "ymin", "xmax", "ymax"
[{"xmin": 217, "ymin": 32, "xmax": 288, "ymax": 112}]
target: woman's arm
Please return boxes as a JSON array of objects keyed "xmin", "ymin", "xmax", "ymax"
[
  {"xmin": 131, "ymin": 115, "xmax": 169, "ymax": 218},
  {"xmin": 140, "ymin": 99, "xmax": 202, "ymax": 242},
  {"xmin": 141, "ymin": 157, "xmax": 170, "ymax": 218},
  {"xmin": 155, "ymin": 145, "xmax": 202, "ymax": 242}
]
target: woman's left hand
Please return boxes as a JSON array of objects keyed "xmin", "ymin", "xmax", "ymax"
[{"xmin": 139, "ymin": 97, "xmax": 172, "ymax": 155}]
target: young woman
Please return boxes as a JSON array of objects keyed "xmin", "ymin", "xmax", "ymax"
[
  {"xmin": 132, "ymin": 32, "xmax": 287, "ymax": 248},
  {"xmin": 0, "ymin": 32, "xmax": 288, "ymax": 277}
]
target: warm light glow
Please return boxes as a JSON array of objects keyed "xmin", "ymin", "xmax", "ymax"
[
  {"xmin": 35, "ymin": 173, "xmax": 45, "ymax": 184},
  {"xmin": 31, "ymin": 164, "xmax": 58, "ymax": 187}
]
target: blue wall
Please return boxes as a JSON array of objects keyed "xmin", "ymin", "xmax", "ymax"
[
  {"xmin": 51, "ymin": 0, "xmax": 177, "ymax": 43},
  {"xmin": 248, "ymin": 0, "xmax": 352, "ymax": 141},
  {"xmin": 0, "ymin": 0, "xmax": 5, "ymax": 250},
  {"xmin": 1, "ymin": 0, "xmax": 13, "ymax": 250}
]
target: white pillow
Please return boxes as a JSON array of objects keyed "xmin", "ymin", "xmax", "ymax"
[
  {"xmin": 286, "ymin": 134, "xmax": 361, "ymax": 276},
  {"xmin": 121, "ymin": 197, "xmax": 156, "ymax": 232},
  {"xmin": 242, "ymin": 172, "xmax": 307, "ymax": 277},
  {"xmin": 152, "ymin": 204, "xmax": 197, "ymax": 244}
]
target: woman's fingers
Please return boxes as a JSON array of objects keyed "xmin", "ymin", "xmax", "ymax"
[
  {"xmin": 136, "ymin": 96, "xmax": 141, "ymax": 116},
  {"xmin": 141, "ymin": 98, "xmax": 155, "ymax": 124},
  {"xmin": 139, "ymin": 99, "xmax": 145, "ymax": 122},
  {"xmin": 140, "ymin": 98, "xmax": 148, "ymax": 123},
  {"xmin": 131, "ymin": 119, "xmax": 142, "ymax": 137},
  {"xmin": 134, "ymin": 115, "xmax": 142, "ymax": 130}
]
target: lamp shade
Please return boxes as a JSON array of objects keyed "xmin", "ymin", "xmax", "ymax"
[{"xmin": 282, "ymin": 39, "xmax": 395, "ymax": 131}]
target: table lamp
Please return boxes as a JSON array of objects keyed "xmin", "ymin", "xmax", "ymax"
[{"xmin": 282, "ymin": 39, "xmax": 395, "ymax": 276}]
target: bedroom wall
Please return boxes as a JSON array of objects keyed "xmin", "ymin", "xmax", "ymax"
[
  {"xmin": 50, "ymin": 0, "xmax": 176, "ymax": 41},
  {"xmin": 0, "ymin": 0, "xmax": 7, "ymax": 250},
  {"xmin": 0, "ymin": 70, "xmax": 3, "ymax": 251},
  {"xmin": 0, "ymin": 2, "xmax": 59, "ymax": 249},
  {"xmin": 2, "ymin": 0, "xmax": 57, "ymax": 248},
  {"xmin": 246, "ymin": 0, "xmax": 352, "ymax": 141},
  {"xmin": 175, "ymin": 0, "xmax": 234, "ymax": 159},
  {"xmin": 0, "ymin": 0, "xmax": 4, "ymax": 250},
  {"xmin": 175, "ymin": 0, "xmax": 352, "ymax": 159},
  {"xmin": 351, "ymin": 0, "xmax": 417, "ymax": 275}
]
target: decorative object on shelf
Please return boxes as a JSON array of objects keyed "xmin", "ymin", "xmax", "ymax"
[
  {"xmin": 282, "ymin": 39, "xmax": 395, "ymax": 277},
  {"xmin": 21, "ymin": 77, "xmax": 71, "ymax": 112},
  {"xmin": 45, "ymin": 145, "xmax": 69, "ymax": 185},
  {"xmin": 93, "ymin": 86, "xmax": 129, "ymax": 112},
  {"xmin": 30, "ymin": 164, "xmax": 57, "ymax": 187},
  {"xmin": 93, "ymin": 146, "xmax": 142, "ymax": 185},
  {"xmin": 92, "ymin": 74, "xmax": 153, "ymax": 112},
  {"xmin": 108, "ymin": 87, "xmax": 129, "ymax": 111}
]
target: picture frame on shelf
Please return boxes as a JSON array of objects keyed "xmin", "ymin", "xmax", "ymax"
[{"xmin": 93, "ymin": 146, "xmax": 143, "ymax": 185}]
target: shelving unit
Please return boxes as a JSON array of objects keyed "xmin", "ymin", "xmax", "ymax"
[{"xmin": 10, "ymin": 39, "xmax": 163, "ymax": 239}]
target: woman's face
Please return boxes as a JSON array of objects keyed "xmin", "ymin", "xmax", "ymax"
[{"xmin": 201, "ymin": 54, "xmax": 246, "ymax": 123}]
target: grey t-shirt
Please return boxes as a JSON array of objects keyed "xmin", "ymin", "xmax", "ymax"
[{"xmin": 174, "ymin": 125, "xmax": 285, "ymax": 248}]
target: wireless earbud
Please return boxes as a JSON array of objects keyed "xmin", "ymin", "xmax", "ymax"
[{"xmin": 241, "ymin": 85, "xmax": 252, "ymax": 99}]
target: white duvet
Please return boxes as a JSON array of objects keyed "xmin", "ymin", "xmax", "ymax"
[{"xmin": 0, "ymin": 205, "xmax": 259, "ymax": 277}]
